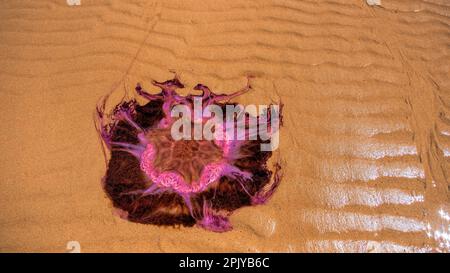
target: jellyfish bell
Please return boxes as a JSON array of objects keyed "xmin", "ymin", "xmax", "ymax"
[{"xmin": 95, "ymin": 75, "xmax": 283, "ymax": 232}]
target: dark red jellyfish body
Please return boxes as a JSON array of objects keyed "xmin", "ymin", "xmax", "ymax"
[{"xmin": 95, "ymin": 75, "xmax": 282, "ymax": 232}]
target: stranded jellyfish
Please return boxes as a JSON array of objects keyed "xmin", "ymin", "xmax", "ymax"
[{"xmin": 95, "ymin": 74, "xmax": 283, "ymax": 232}]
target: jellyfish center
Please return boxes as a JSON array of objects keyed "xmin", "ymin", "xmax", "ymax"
[{"xmin": 145, "ymin": 128, "xmax": 223, "ymax": 184}]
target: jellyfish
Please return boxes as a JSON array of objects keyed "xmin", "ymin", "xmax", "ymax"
[{"xmin": 94, "ymin": 74, "xmax": 282, "ymax": 232}]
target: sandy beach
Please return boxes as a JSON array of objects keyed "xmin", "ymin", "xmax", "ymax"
[{"xmin": 0, "ymin": 0, "xmax": 449, "ymax": 252}]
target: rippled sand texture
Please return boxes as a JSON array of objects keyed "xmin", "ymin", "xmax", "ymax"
[{"xmin": 0, "ymin": 0, "xmax": 449, "ymax": 252}]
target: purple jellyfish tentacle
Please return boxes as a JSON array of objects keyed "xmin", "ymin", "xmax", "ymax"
[
  {"xmin": 197, "ymin": 200, "xmax": 233, "ymax": 233},
  {"xmin": 234, "ymin": 173, "xmax": 253, "ymax": 197},
  {"xmin": 151, "ymin": 76, "xmax": 184, "ymax": 92},
  {"xmin": 150, "ymin": 75, "xmax": 188, "ymax": 128},
  {"xmin": 181, "ymin": 192, "xmax": 198, "ymax": 220},
  {"xmin": 119, "ymin": 181, "xmax": 165, "ymax": 198},
  {"xmin": 109, "ymin": 141, "xmax": 144, "ymax": 151},
  {"xmin": 109, "ymin": 141, "xmax": 145, "ymax": 159},
  {"xmin": 222, "ymin": 163, "xmax": 253, "ymax": 181},
  {"xmin": 115, "ymin": 103, "xmax": 146, "ymax": 134},
  {"xmin": 141, "ymin": 183, "xmax": 167, "ymax": 197},
  {"xmin": 94, "ymin": 104, "xmax": 113, "ymax": 149},
  {"xmin": 251, "ymin": 163, "xmax": 283, "ymax": 205},
  {"xmin": 211, "ymin": 75, "xmax": 254, "ymax": 103},
  {"xmin": 112, "ymin": 148, "xmax": 142, "ymax": 159},
  {"xmin": 193, "ymin": 83, "xmax": 213, "ymax": 105},
  {"xmin": 135, "ymin": 83, "xmax": 163, "ymax": 101}
]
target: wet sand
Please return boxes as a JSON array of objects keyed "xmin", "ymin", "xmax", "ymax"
[{"xmin": 0, "ymin": 0, "xmax": 449, "ymax": 252}]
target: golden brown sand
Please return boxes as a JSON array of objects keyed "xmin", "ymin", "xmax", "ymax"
[{"xmin": 0, "ymin": 0, "xmax": 449, "ymax": 252}]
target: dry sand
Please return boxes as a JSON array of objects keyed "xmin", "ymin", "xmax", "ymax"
[{"xmin": 0, "ymin": 0, "xmax": 449, "ymax": 252}]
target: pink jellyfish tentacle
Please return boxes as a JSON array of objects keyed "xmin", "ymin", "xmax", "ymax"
[
  {"xmin": 197, "ymin": 199, "xmax": 233, "ymax": 233},
  {"xmin": 109, "ymin": 142, "xmax": 145, "ymax": 159},
  {"xmin": 193, "ymin": 83, "xmax": 213, "ymax": 106},
  {"xmin": 137, "ymin": 70, "xmax": 184, "ymax": 101},
  {"xmin": 232, "ymin": 164, "xmax": 281, "ymax": 206},
  {"xmin": 135, "ymin": 83, "xmax": 163, "ymax": 101},
  {"xmin": 95, "ymin": 112, "xmax": 112, "ymax": 149},
  {"xmin": 193, "ymin": 75, "xmax": 253, "ymax": 106},
  {"xmin": 222, "ymin": 163, "xmax": 253, "ymax": 181},
  {"xmin": 149, "ymin": 76, "xmax": 190, "ymax": 128},
  {"xmin": 94, "ymin": 94, "xmax": 115, "ymax": 150},
  {"xmin": 114, "ymin": 100, "xmax": 145, "ymax": 133},
  {"xmin": 252, "ymin": 163, "xmax": 283, "ymax": 205},
  {"xmin": 105, "ymin": 101, "xmax": 150, "ymax": 159},
  {"xmin": 181, "ymin": 193, "xmax": 200, "ymax": 220},
  {"xmin": 211, "ymin": 75, "xmax": 253, "ymax": 104},
  {"xmin": 214, "ymin": 124, "xmax": 247, "ymax": 162}
]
